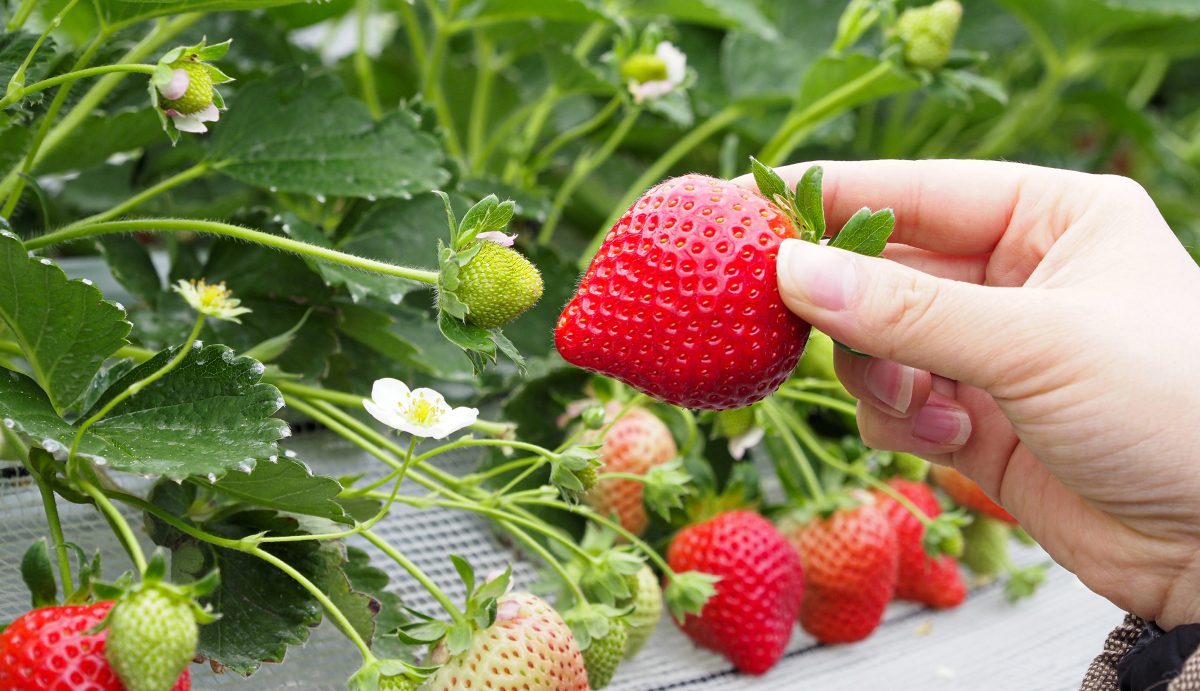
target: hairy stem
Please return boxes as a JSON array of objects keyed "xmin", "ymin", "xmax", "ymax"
[
  {"xmin": 355, "ymin": 0, "xmax": 383, "ymax": 118},
  {"xmin": 363, "ymin": 529, "xmax": 467, "ymax": 625},
  {"xmin": 27, "ymin": 219, "xmax": 439, "ymax": 284},
  {"xmin": 67, "ymin": 162, "xmax": 209, "ymax": 227},
  {"xmin": 0, "ymin": 63, "xmax": 157, "ymax": 110}
]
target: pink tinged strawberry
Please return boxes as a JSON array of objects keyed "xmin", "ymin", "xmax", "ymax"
[
  {"xmin": 583, "ymin": 404, "xmax": 678, "ymax": 536},
  {"xmin": 873, "ymin": 479, "xmax": 966, "ymax": 609},
  {"xmin": 780, "ymin": 503, "xmax": 899, "ymax": 644},
  {"xmin": 666, "ymin": 510, "xmax": 804, "ymax": 675},
  {"xmin": 426, "ymin": 592, "xmax": 589, "ymax": 691}
]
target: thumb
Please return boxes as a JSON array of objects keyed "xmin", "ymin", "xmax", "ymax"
[{"xmin": 776, "ymin": 239, "xmax": 1045, "ymax": 388}]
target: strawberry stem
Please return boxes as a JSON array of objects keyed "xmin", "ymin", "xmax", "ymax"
[{"xmin": 760, "ymin": 400, "xmax": 828, "ymax": 503}]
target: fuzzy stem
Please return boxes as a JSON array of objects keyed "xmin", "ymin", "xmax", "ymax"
[
  {"xmin": 363, "ymin": 529, "xmax": 467, "ymax": 626},
  {"xmin": 80, "ymin": 480, "xmax": 148, "ymax": 573},
  {"xmin": 5, "ymin": 0, "xmax": 82, "ymax": 98},
  {"xmin": 774, "ymin": 390, "xmax": 858, "ymax": 417},
  {"xmin": 0, "ymin": 63, "xmax": 158, "ymax": 109},
  {"xmin": 65, "ymin": 162, "xmax": 209, "ymax": 227},
  {"xmin": 6, "ymin": 425, "xmax": 75, "ymax": 597},
  {"xmin": 26, "ymin": 219, "xmax": 439, "ymax": 284},
  {"xmin": 467, "ymin": 34, "xmax": 496, "ymax": 173}
]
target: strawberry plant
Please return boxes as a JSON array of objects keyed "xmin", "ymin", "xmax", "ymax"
[{"xmin": 0, "ymin": 0, "xmax": 1196, "ymax": 687}]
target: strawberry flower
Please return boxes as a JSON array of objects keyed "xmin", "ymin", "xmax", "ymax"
[
  {"xmin": 172, "ymin": 278, "xmax": 251, "ymax": 322},
  {"xmin": 363, "ymin": 378, "xmax": 478, "ymax": 439},
  {"xmin": 625, "ymin": 41, "xmax": 687, "ymax": 104}
]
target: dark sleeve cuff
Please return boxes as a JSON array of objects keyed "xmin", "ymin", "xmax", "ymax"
[{"xmin": 1117, "ymin": 621, "xmax": 1200, "ymax": 691}]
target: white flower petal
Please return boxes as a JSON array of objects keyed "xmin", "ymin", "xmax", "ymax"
[
  {"xmin": 423, "ymin": 407, "xmax": 479, "ymax": 439},
  {"xmin": 475, "ymin": 231, "xmax": 516, "ymax": 247},
  {"xmin": 170, "ymin": 113, "xmax": 208, "ymax": 133},
  {"xmin": 656, "ymin": 41, "xmax": 688, "ymax": 85},
  {"xmin": 194, "ymin": 103, "xmax": 220, "ymax": 123},
  {"xmin": 628, "ymin": 79, "xmax": 676, "ymax": 103},
  {"xmin": 161, "ymin": 68, "xmax": 190, "ymax": 101},
  {"xmin": 363, "ymin": 398, "xmax": 406, "ymax": 430},
  {"xmin": 371, "ymin": 378, "xmax": 411, "ymax": 411},
  {"xmin": 728, "ymin": 426, "xmax": 765, "ymax": 460}
]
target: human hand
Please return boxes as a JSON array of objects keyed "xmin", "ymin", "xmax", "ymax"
[{"xmin": 743, "ymin": 160, "xmax": 1200, "ymax": 628}]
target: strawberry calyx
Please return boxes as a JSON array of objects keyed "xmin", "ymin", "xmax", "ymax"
[{"xmin": 349, "ymin": 658, "xmax": 431, "ymax": 691}]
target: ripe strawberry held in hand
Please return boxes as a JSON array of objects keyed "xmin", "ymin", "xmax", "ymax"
[
  {"xmin": 666, "ymin": 510, "xmax": 804, "ymax": 674},
  {"xmin": 0, "ymin": 601, "xmax": 190, "ymax": 691},
  {"xmin": 873, "ymin": 479, "xmax": 966, "ymax": 609},
  {"xmin": 584, "ymin": 403, "xmax": 678, "ymax": 536},
  {"xmin": 780, "ymin": 502, "xmax": 899, "ymax": 644},
  {"xmin": 929, "ymin": 464, "xmax": 1017, "ymax": 524},
  {"xmin": 556, "ymin": 160, "xmax": 895, "ymax": 409}
]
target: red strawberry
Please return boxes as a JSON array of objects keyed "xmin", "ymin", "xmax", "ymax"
[
  {"xmin": 872, "ymin": 479, "xmax": 966, "ymax": 609},
  {"xmin": 555, "ymin": 174, "xmax": 809, "ymax": 410},
  {"xmin": 0, "ymin": 602, "xmax": 191, "ymax": 691},
  {"xmin": 666, "ymin": 510, "xmax": 804, "ymax": 674},
  {"xmin": 780, "ymin": 503, "xmax": 899, "ymax": 644},
  {"xmin": 929, "ymin": 465, "xmax": 1017, "ymax": 524},
  {"xmin": 584, "ymin": 404, "xmax": 678, "ymax": 535}
]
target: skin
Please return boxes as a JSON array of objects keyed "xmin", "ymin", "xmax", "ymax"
[{"xmin": 736, "ymin": 160, "xmax": 1200, "ymax": 629}]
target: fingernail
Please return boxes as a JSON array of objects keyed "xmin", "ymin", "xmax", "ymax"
[
  {"xmin": 912, "ymin": 406, "xmax": 972, "ymax": 446},
  {"xmin": 777, "ymin": 239, "xmax": 856, "ymax": 311},
  {"xmin": 865, "ymin": 359, "xmax": 916, "ymax": 414}
]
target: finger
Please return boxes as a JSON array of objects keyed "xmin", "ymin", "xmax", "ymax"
[
  {"xmin": 856, "ymin": 392, "xmax": 972, "ymax": 456},
  {"xmin": 834, "ymin": 352, "xmax": 931, "ymax": 418},
  {"xmin": 735, "ymin": 159, "xmax": 1101, "ymax": 256},
  {"xmin": 777, "ymin": 239, "xmax": 1055, "ymax": 386},
  {"xmin": 881, "ymin": 245, "xmax": 990, "ymax": 285}
]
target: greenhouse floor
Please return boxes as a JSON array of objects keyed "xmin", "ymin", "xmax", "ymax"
[{"xmin": 0, "ymin": 430, "xmax": 1121, "ymax": 689}]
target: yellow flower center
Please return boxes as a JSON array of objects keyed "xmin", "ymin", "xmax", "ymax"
[
  {"xmin": 401, "ymin": 393, "xmax": 443, "ymax": 426},
  {"xmin": 196, "ymin": 280, "xmax": 234, "ymax": 309}
]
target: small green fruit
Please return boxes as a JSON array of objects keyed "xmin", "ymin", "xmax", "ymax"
[
  {"xmin": 106, "ymin": 584, "xmax": 198, "ymax": 691},
  {"xmin": 583, "ymin": 620, "xmax": 627, "ymax": 688},
  {"xmin": 162, "ymin": 61, "xmax": 214, "ymax": 115},
  {"xmin": 894, "ymin": 0, "xmax": 963, "ymax": 70},
  {"xmin": 620, "ymin": 54, "xmax": 669, "ymax": 84},
  {"xmin": 623, "ymin": 565, "xmax": 663, "ymax": 659},
  {"xmin": 457, "ymin": 241, "xmax": 544, "ymax": 329},
  {"xmin": 960, "ymin": 515, "xmax": 1011, "ymax": 580}
]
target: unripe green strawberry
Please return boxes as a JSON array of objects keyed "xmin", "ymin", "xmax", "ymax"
[
  {"xmin": 894, "ymin": 0, "xmax": 963, "ymax": 70},
  {"xmin": 378, "ymin": 675, "xmax": 417, "ymax": 690},
  {"xmin": 623, "ymin": 565, "xmax": 662, "ymax": 659},
  {"xmin": 960, "ymin": 515, "xmax": 1012, "ymax": 580},
  {"xmin": 457, "ymin": 241, "xmax": 544, "ymax": 329},
  {"xmin": 583, "ymin": 620, "xmax": 627, "ymax": 688},
  {"xmin": 715, "ymin": 406, "xmax": 755, "ymax": 439},
  {"xmin": 620, "ymin": 54, "xmax": 668, "ymax": 84},
  {"xmin": 106, "ymin": 584, "xmax": 198, "ymax": 691},
  {"xmin": 162, "ymin": 61, "xmax": 213, "ymax": 115},
  {"xmin": 577, "ymin": 463, "xmax": 599, "ymax": 491}
]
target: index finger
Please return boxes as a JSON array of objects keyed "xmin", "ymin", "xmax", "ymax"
[{"xmin": 733, "ymin": 159, "xmax": 1092, "ymax": 256}]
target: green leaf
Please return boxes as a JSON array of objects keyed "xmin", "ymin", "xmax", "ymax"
[
  {"xmin": 446, "ymin": 621, "xmax": 474, "ymax": 656},
  {"xmin": 0, "ymin": 345, "xmax": 287, "ymax": 479},
  {"xmin": 455, "ymin": 0, "xmax": 604, "ymax": 26},
  {"xmin": 209, "ymin": 456, "xmax": 351, "ymax": 524},
  {"xmin": 99, "ymin": 236, "xmax": 162, "ymax": 306},
  {"xmin": 145, "ymin": 482, "xmax": 324, "ymax": 675},
  {"xmin": 0, "ymin": 232, "xmax": 131, "ymax": 414},
  {"xmin": 796, "ymin": 165, "xmax": 826, "ymax": 240},
  {"xmin": 21, "ymin": 538, "xmax": 57, "ymax": 608},
  {"xmin": 438, "ymin": 312, "xmax": 495, "ymax": 358},
  {"xmin": 720, "ymin": 0, "xmax": 843, "ymax": 101},
  {"xmin": 450, "ymin": 554, "xmax": 475, "ymax": 598},
  {"xmin": 342, "ymin": 546, "xmax": 414, "ymax": 659},
  {"xmin": 828, "ymin": 208, "xmax": 894, "ymax": 257},
  {"xmin": 241, "ymin": 310, "xmax": 312, "ymax": 364},
  {"xmin": 313, "ymin": 542, "xmax": 379, "ymax": 648},
  {"xmin": 37, "ymin": 109, "xmax": 160, "ymax": 175},
  {"xmin": 211, "ymin": 70, "xmax": 449, "ymax": 199},
  {"xmin": 749, "ymin": 156, "xmax": 791, "ymax": 209}
]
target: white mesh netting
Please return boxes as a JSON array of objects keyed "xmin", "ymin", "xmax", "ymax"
[{"xmin": 0, "ymin": 429, "xmax": 1122, "ymax": 690}]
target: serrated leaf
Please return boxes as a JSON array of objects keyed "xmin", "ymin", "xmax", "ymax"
[
  {"xmin": 0, "ymin": 345, "xmax": 287, "ymax": 479},
  {"xmin": 749, "ymin": 156, "xmax": 790, "ymax": 208},
  {"xmin": 145, "ymin": 481, "xmax": 324, "ymax": 675},
  {"xmin": 21, "ymin": 538, "xmax": 57, "ymax": 608},
  {"xmin": 828, "ymin": 208, "xmax": 894, "ymax": 257},
  {"xmin": 0, "ymin": 233, "xmax": 131, "ymax": 414},
  {"xmin": 342, "ymin": 546, "xmax": 414, "ymax": 659},
  {"xmin": 797, "ymin": 166, "xmax": 825, "ymax": 239},
  {"xmin": 209, "ymin": 456, "xmax": 351, "ymax": 524},
  {"xmin": 211, "ymin": 70, "xmax": 449, "ymax": 199},
  {"xmin": 314, "ymin": 542, "xmax": 379, "ymax": 647}
]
